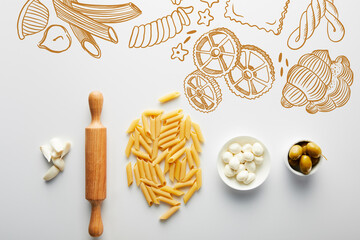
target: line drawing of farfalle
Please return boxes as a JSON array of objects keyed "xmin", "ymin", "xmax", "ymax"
[
  {"xmin": 224, "ymin": 0, "xmax": 290, "ymax": 35},
  {"xmin": 281, "ymin": 50, "xmax": 354, "ymax": 114}
]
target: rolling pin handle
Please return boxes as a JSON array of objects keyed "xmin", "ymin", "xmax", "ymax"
[
  {"xmin": 89, "ymin": 200, "xmax": 103, "ymax": 237},
  {"xmin": 88, "ymin": 91, "xmax": 103, "ymax": 124}
]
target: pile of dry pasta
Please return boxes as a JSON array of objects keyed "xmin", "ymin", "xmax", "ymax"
[{"xmin": 125, "ymin": 109, "xmax": 203, "ymax": 220}]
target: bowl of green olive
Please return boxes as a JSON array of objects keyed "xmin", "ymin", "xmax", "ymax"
[{"xmin": 286, "ymin": 140, "xmax": 323, "ymax": 176}]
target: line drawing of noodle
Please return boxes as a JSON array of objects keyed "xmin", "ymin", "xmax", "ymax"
[
  {"xmin": 200, "ymin": 0, "xmax": 219, "ymax": 8},
  {"xmin": 17, "ymin": 0, "xmax": 49, "ymax": 40},
  {"xmin": 224, "ymin": 0, "xmax": 290, "ymax": 35},
  {"xmin": 128, "ymin": 6, "xmax": 194, "ymax": 48},
  {"xmin": 281, "ymin": 50, "xmax": 354, "ymax": 114},
  {"xmin": 171, "ymin": 0, "xmax": 182, "ymax": 5},
  {"xmin": 287, "ymin": 0, "xmax": 345, "ymax": 50},
  {"xmin": 38, "ymin": 24, "xmax": 72, "ymax": 53}
]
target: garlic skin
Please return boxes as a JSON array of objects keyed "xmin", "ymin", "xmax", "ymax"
[
  {"xmin": 243, "ymin": 151, "xmax": 254, "ymax": 162},
  {"xmin": 222, "ymin": 151, "xmax": 233, "ymax": 164},
  {"xmin": 40, "ymin": 144, "xmax": 53, "ymax": 162},
  {"xmin": 245, "ymin": 161, "xmax": 256, "ymax": 173},
  {"xmin": 252, "ymin": 142, "xmax": 264, "ymax": 156},
  {"xmin": 50, "ymin": 138, "xmax": 66, "ymax": 154},
  {"xmin": 244, "ymin": 173, "xmax": 256, "ymax": 184},
  {"xmin": 242, "ymin": 144, "xmax": 252, "ymax": 152},
  {"xmin": 43, "ymin": 165, "xmax": 60, "ymax": 181},
  {"xmin": 236, "ymin": 170, "xmax": 249, "ymax": 182},
  {"xmin": 228, "ymin": 143, "xmax": 242, "ymax": 154},
  {"xmin": 228, "ymin": 157, "xmax": 240, "ymax": 170},
  {"xmin": 254, "ymin": 156, "xmax": 264, "ymax": 165},
  {"xmin": 224, "ymin": 164, "xmax": 236, "ymax": 177}
]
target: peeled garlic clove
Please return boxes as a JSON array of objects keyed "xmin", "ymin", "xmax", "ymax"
[
  {"xmin": 235, "ymin": 152, "xmax": 245, "ymax": 164},
  {"xmin": 38, "ymin": 25, "xmax": 71, "ymax": 53},
  {"xmin": 43, "ymin": 165, "xmax": 60, "ymax": 181},
  {"xmin": 236, "ymin": 164, "xmax": 246, "ymax": 174},
  {"xmin": 245, "ymin": 161, "xmax": 256, "ymax": 173},
  {"xmin": 243, "ymin": 151, "xmax": 254, "ymax": 162},
  {"xmin": 254, "ymin": 156, "xmax": 264, "ymax": 165},
  {"xmin": 229, "ymin": 143, "xmax": 242, "ymax": 154},
  {"xmin": 242, "ymin": 144, "xmax": 252, "ymax": 152},
  {"xmin": 61, "ymin": 141, "xmax": 71, "ymax": 158},
  {"xmin": 252, "ymin": 142, "xmax": 264, "ymax": 156},
  {"xmin": 224, "ymin": 164, "xmax": 235, "ymax": 178},
  {"xmin": 50, "ymin": 138, "xmax": 65, "ymax": 154},
  {"xmin": 222, "ymin": 151, "xmax": 233, "ymax": 164},
  {"xmin": 236, "ymin": 170, "xmax": 249, "ymax": 182},
  {"xmin": 229, "ymin": 157, "xmax": 240, "ymax": 170},
  {"xmin": 244, "ymin": 173, "xmax": 256, "ymax": 184},
  {"xmin": 52, "ymin": 158, "xmax": 65, "ymax": 171},
  {"xmin": 40, "ymin": 144, "xmax": 53, "ymax": 162}
]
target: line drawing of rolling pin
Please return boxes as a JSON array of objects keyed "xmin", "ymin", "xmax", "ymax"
[
  {"xmin": 287, "ymin": 0, "xmax": 345, "ymax": 50},
  {"xmin": 129, "ymin": 6, "xmax": 194, "ymax": 48},
  {"xmin": 85, "ymin": 91, "xmax": 107, "ymax": 237}
]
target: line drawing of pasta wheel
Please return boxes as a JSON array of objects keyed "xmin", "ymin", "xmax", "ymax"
[
  {"xmin": 184, "ymin": 70, "xmax": 222, "ymax": 113},
  {"xmin": 224, "ymin": 45, "xmax": 275, "ymax": 100},
  {"xmin": 193, "ymin": 28, "xmax": 241, "ymax": 78}
]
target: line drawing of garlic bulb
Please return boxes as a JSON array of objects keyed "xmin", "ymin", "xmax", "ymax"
[{"xmin": 281, "ymin": 50, "xmax": 354, "ymax": 114}]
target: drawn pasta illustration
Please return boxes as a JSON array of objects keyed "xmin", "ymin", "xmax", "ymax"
[
  {"xmin": 171, "ymin": 0, "xmax": 182, "ymax": 5},
  {"xmin": 281, "ymin": 50, "xmax": 354, "ymax": 114},
  {"xmin": 129, "ymin": 6, "xmax": 194, "ymax": 48},
  {"xmin": 287, "ymin": 0, "xmax": 345, "ymax": 50},
  {"xmin": 17, "ymin": 0, "xmax": 49, "ymax": 40},
  {"xmin": 38, "ymin": 25, "xmax": 72, "ymax": 53},
  {"xmin": 184, "ymin": 28, "xmax": 275, "ymax": 113}
]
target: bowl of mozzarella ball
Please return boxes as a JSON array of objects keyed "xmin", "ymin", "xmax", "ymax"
[{"xmin": 217, "ymin": 136, "xmax": 271, "ymax": 190}]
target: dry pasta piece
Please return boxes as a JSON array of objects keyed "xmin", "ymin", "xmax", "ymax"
[
  {"xmin": 136, "ymin": 126, "xmax": 151, "ymax": 144},
  {"xmin": 161, "ymin": 186, "xmax": 184, "ymax": 196},
  {"xmin": 140, "ymin": 182, "xmax": 153, "ymax": 206},
  {"xmin": 155, "ymin": 164, "xmax": 166, "ymax": 186},
  {"xmin": 133, "ymin": 163, "xmax": 140, "ymax": 186},
  {"xmin": 155, "ymin": 115, "xmax": 161, "ymax": 138},
  {"xmin": 158, "ymin": 196, "xmax": 181, "ymax": 206},
  {"xmin": 152, "ymin": 187, "xmax": 172, "ymax": 199},
  {"xmin": 196, "ymin": 169, "xmax": 202, "ymax": 190},
  {"xmin": 139, "ymin": 135, "xmax": 152, "ymax": 155},
  {"xmin": 183, "ymin": 182, "xmax": 198, "ymax": 204},
  {"xmin": 179, "ymin": 120, "xmax": 185, "ymax": 139},
  {"xmin": 174, "ymin": 160, "xmax": 181, "ymax": 181},
  {"xmin": 192, "ymin": 121, "xmax": 204, "ymax": 143},
  {"xmin": 137, "ymin": 159, "xmax": 146, "ymax": 179},
  {"xmin": 126, "ymin": 162, "xmax": 133, "ymax": 186},
  {"xmin": 160, "ymin": 206, "xmax": 180, "ymax": 220},
  {"xmin": 169, "ymin": 147, "xmax": 186, "ymax": 163},
  {"xmin": 141, "ymin": 114, "xmax": 151, "ymax": 138},
  {"xmin": 132, "ymin": 149, "xmax": 150, "ymax": 161},
  {"xmin": 190, "ymin": 144, "xmax": 200, "ymax": 167},
  {"xmin": 158, "ymin": 133, "xmax": 177, "ymax": 146},
  {"xmin": 143, "ymin": 109, "xmax": 164, "ymax": 116},
  {"xmin": 191, "ymin": 131, "xmax": 202, "ymax": 152},
  {"xmin": 169, "ymin": 163, "xmax": 175, "ymax": 182},
  {"xmin": 134, "ymin": 130, "xmax": 140, "ymax": 151},
  {"xmin": 182, "ymin": 168, "xmax": 197, "ymax": 182},
  {"xmin": 185, "ymin": 147, "xmax": 194, "ymax": 169},
  {"xmin": 168, "ymin": 138, "xmax": 186, "ymax": 157},
  {"xmin": 152, "ymin": 149, "xmax": 168, "ymax": 166},
  {"xmin": 127, "ymin": 118, "xmax": 140, "ymax": 133},
  {"xmin": 165, "ymin": 114, "xmax": 184, "ymax": 125},
  {"xmin": 150, "ymin": 116, "xmax": 156, "ymax": 140},
  {"xmin": 125, "ymin": 135, "xmax": 135, "ymax": 158},
  {"xmin": 164, "ymin": 157, "xmax": 170, "ymax": 174},
  {"xmin": 185, "ymin": 115, "xmax": 191, "ymax": 139},
  {"xmin": 152, "ymin": 138, "xmax": 159, "ymax": 160},
  {"xmin": 149, "ymin": 163, "xmax": 159, "ymax": 185},
  {"xmin": 160, "ymin": 121, "xmax": 178, "ymax": 134},
  {"xmin": 141, "ymin": 178, "xmax": 160, "ymax": 188},
  {"xmin": 161, "ymin": 109, "xmax": 183, "ymax": 120},
  {"xmin": 158, "ymin": 127, "xmax": 179, "ymax": 140},
  {"xmin": 146, "ymin": 185, "xmax": 159, "ymax": 205},
  {"xmin": 174, "ymin": 179, "xmax": 195, "ymax": 189},
  {"xmin": 160, "ymin": 138, "xmax": 180, "ymax": 150},
  {"xmin": 158, "ymin": 91, "xmax": 181, "ymax": 103},
  {"xmin": 143, "ymin": 161, "xmax": 152, "ymax": 180},
  {"xmin": 179, "ymin": 158, "xmax": 187, "ymax": 181}
]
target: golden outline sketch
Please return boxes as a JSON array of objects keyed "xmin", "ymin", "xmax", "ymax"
[
  {"xmin": 200, "ymin": 0, "xmax": 219, "ymax": 8},
  {"xmin": 129, "ymin": 7, "xmax": 194, "ymax": 48},
  {"xmin": 197, "ymin": 8, "xmax": 214, "ymax": 26},
  {"xmin": 287, "ymin": 0, "xmax": 345, "ymax": 50},
  {"xmin": 171, "ymin": 0, "xmax": 182, "ymax": 5},
  {"xmin": 171, "ymin": 43, "xmax": 189, "ymax": 61},
  {"xmin": 281, "ymin": 50, "xmax": 353, "ymax": 114},
  {"xmin": 38, "ymin": 25, "xmax": 72, "ymax": 53}
]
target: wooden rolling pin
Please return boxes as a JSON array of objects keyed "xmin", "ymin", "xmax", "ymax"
[{"xmin": 85, "ymin": 91, "xmax": 106, "ymax": 237}]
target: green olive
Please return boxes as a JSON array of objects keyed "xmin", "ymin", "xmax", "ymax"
[
  {"xmin": 307, "ymin": 142, "xmax": 322, "ymax": 158},
  {"xmin": 289, "ymin": 145, "xmax": 303, "ymax": 160},
  {"xmin": 299, "ymin": 155, "xmax": 312, "ymax": 175},
  {"xmin": 302, "ymin": 145, "xmax": 307, "ymax": 155},
  {"xmin": 288, "ymin": 158, "xmax": 299, "ymax": 169}
]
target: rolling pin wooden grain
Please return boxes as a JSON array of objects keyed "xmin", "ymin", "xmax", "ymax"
[{"xmin": 85, "ymin": 91, "xmax": 106, "ymax": 237}]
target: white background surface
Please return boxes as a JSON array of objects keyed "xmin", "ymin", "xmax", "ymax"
[{"xmin": 1, "ymin": 0, "xmax": 360, "ymax": 239}]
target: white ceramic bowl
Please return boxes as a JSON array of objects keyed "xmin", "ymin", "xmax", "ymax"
[
  {"xmin": 217, "ymin": 136, "xmax": 271, "ymax": 191},
  {"xmin": 285, "ymin": 140, "xmax": 323, "ymax": 176}
]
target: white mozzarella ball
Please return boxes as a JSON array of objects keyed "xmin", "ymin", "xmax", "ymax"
[
  {"xmin": 254, "ymin": 156, "xmax": 264, "ymax": 165},
  {"xmin": 243, "ymin": 151, "xmax": 254, "ymax": 162},
  {"xmin": 245, "ymin": 161, "xmax": 256, "ymax": 173},
  {"xmin": 235, "ymin": 152, "xmax": 245, "ymax": 164},
  {"xmin": 224, "ymin": 164, "xmax": 236, "ymax": 177},
  {"xmin": 236, "ymin": 164, "xmax": 246, "ymax": 174},
  {"xmin": 242, "ymin": 144, "xmax": 252, "ymax": 152},
  {"xmin": 229, "ymin": 157, "xmax": 240, "ymax": 170},
  {"xmin": 228, "ymin": 143, "xmax": 242, "ymax": 154},
  {"xmin": 236, "ymin": 170, "xmax": 249, "ymax": 182},
  {"xmin": 222, "ymin": 151, "xmax": 233, "ymax": 164},
  {"xmin": 244, "ymin": 173, "xmax": 256, "ymax": 184},
  {"xmin": 252, "ymin": 142, "xmax": 264, "ymax": 156}
]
